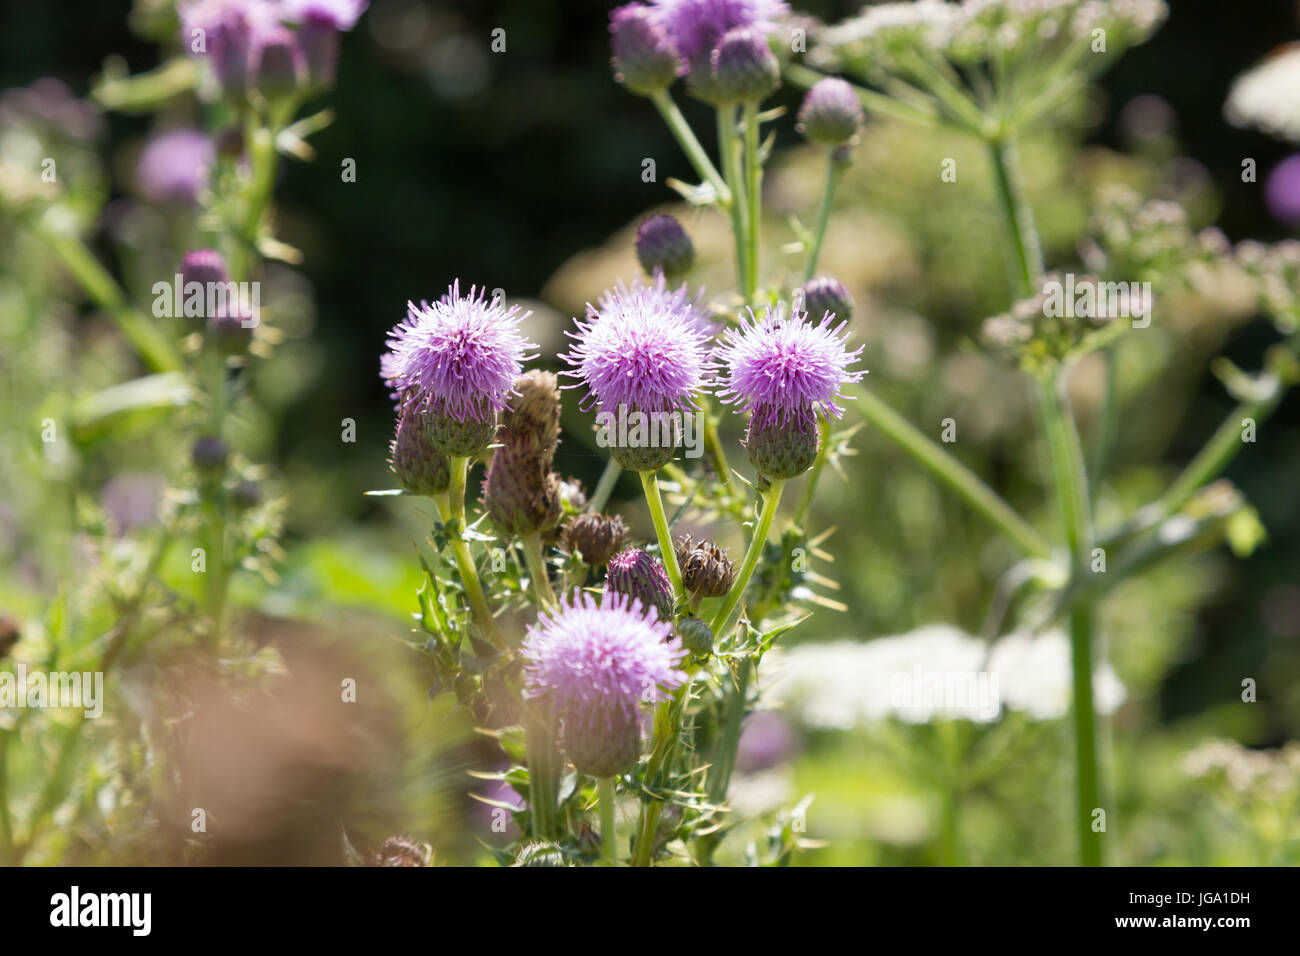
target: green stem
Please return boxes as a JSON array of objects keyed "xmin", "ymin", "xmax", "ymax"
[
  {"xmin": 804, "ymin": 152, "xmax": 844, "ymax": 282},
  {"xmin": 202, "ymin": 350, "xmax": 229, "ymax": 653},
  {"xmin": 36, "ymin": 226, "xmax": 182, "ymax": 373},
  {"xmin": 521, "ymin": 532, "xmax": 557, "ymax": 609},
  {"xmin": 639, "ymin": 469, "xmax": 684, "ymax": 601},
  {"xmin": 598, "ymin": 777, "xmax": 618, "ymax": 865},
  {"xmin": 447, "ymin": 456, "xmax": 506, "ymax": 650},
  {"xmin": 523, "ymin": 702, "xmax": 560, "ymax": 842},
  {"xmin": 650, "ymin": 88, "xmax": 731, "ymax": 205},
  {"xmin": 717, "ymin": 105, "xmax": 750, "ymax": 298},
  {"xmin": 707, "ymin": 660, "xmax": 751, "ymax": 804},
  {"xmin": 848, "ymin": 384, "xmax": 1051, "ymax": 560},
  {"xmin": 630, "ymin": 681, "xmax": 689, "ymax": 867},
  {"xmin": 741, "ymin": 100, "xmax": 762, "ymax": 304},
  {"xmin": 986, "ymin": 139, "xmax": 1043, "ymax": 296},
  {"xmin": 711, "ymin": 478, "xmax": 785, "ymax": 640},
  {"xmin": 587, "ymin": 458, "xmax": 623, "ymax": 514}
]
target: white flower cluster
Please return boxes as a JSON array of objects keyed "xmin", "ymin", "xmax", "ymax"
[
  {"xmin": 1184, "ymin": 739, "xmax": 1300, "ymax": 796},
  {"xmin": 766, "ymin": 624, "xmax": 1125, "ymax": 729},
  {"xmin": 1226, "ymin": 45, "xmax": 1300, "ymax": 143}
]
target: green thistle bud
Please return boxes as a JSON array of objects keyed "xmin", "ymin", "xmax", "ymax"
[
  {"xmin": 675, "ymin": 534, "xmax": 736, "ymax": 598},
  {"xmin": 563, "ymin": 513, "xmax": 629, "ymax": 568},
  {"xmin": 501, "ymin": 370, "xmax": 562, "ymax": 458},
  {"xmin": 427, "ymin": 408, "xmax": 497, "ymax": 458},
  {"xmin": 676, "ymin": 616, "xmax": 714, "ymax": 658},
  {"xmin": 389, "ymin": 406, "xmax": 451, "ymax": 495},
  {"xmin": 745, "ymin": 407, "xmax": 820, "ymax": 480},
  {"xmin": 484, "ymin": 447, "xmax": 562, "ymax": 536},
  {"xmin": 710, "ymin": 28, "xmax": 780, "ymax": 104},
  {"xmin": 206, "ymin": 310, "xmax": 254, "ymax": 356},
  {"xmin": 513, "ymin": 841, "xmax": 568, "ymax": 867},
  {"xmin": 636, "ymin": 215, "xmax": 695, "ymax": 282}
]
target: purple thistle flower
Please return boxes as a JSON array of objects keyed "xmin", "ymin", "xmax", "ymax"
[
  {"xmin": 605, "ymin": 547, "xmax": 676, "ymax": 623},
  {"xmin": 180, "ymin": 249, "xmax": 230, "ymax": 289},
  {"xmin": 522, "ymin": 592, "xmax": 686, "ymax": 775},
  {"xmin": 135, "ymin": 128, "xmax": 214, "ymax": 206},
  {"xmin": 598, "ymin": 273, "xmax": 717, "ymax": 341},
  {"xmin": 651, "ymin": 0, "xmax": 789, "ymax": 66},
  {"xmin": 561, "ymin": 281, "xmax": 713, "ymax": 415},
  {"xmin": 382, "ymin": 280, "xmax": 536, "ymax": 425},
  {"xmin": 283, "ymin": 0, "xmax": 368, "ymax": 30},
  {"xmin": 715, "ymin": 303, "xmax": 865, "ymax": 429},
  {"xmin": 610, "ymin": 3, "xmax": 684, "ymax": 94}
]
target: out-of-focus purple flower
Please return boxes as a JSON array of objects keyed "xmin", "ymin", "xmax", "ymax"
[
  {"xmin": 709, "ymin": 26, "xmax": 779, "ymax": 102},
  {"xmin": 651, "ymin": 0, "xmax": 788, "ymax": 67},
  {"xmin": 180, "ymin": 249, "xmax": 230, "ymax": 289},
  {"xmin": 135, "ymin": 128, "xmax": 214, "ymax": 206},
  {"xmin": 715, "ymin": 303, "xmax": 865, "ymax": 429},
  {"xmin": 2, "ymin": 78, "xmax": 103, "ymax": 140},
  {"xmin": 472, "ymin": 773, "xmax": 523, "ymax": 835},
  {"xmin": 797, "ymin": 77, "xmax": 864, "ymax": 146},
  {"xmin": 283, "ymin": 0, "xmax": 368, "ymax": 30},
  {"xmin": 1266, "ymin": 153, "xmax": 1300, "ymax": 224},
  {"xmin": 101, "ymin": 474, "xmax": 164, "ymax": 535},
  {"xmin": 735, "ymin": 709, "xmax": 798, "ymax": 773},
  {"xmin": 179, "ymin": 0, "xmax": 276, "ymax": 96},
  {"xmin": 604, "ymin": 547, "xmax": 675, "ymax": 623},
  {"xmin": 562, "ymin": 281, "xmax": 713, "ymax": 415},
  {"xmin": 382, "ymin": 280, "xmax": 536, "ymax": 425},
  {"xmin": 252, "ymin": 24, "xmax": 306, "ymax": 98},
  {"xmin": 522, "ymin": 591, "xmax": 685, "ymax": 777},
  {"xmin": 610, "ymin": 3, "xmax": 683, "ymax": 95}
]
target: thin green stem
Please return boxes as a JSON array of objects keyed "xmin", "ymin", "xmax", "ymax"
[
  {"xmin": 848, "ymin": 384, "xmax": 1051, "ymax": 560},
  {"xmin": 521, "ymin": 532, "xmax": 557, "ymax": 609},
  {"xmin": 650, "ymin": 88, "xmax": 731, "ymax": 205},
  {"xmin": 639, "ymin": 469, "xmax": 684, "ymax": 600},
  {"xmin": 35, "ymin": 225, "xmax": 182, "ymax": 373},
  {"xmin": 717, "ymin": 105, "xmax": 750, "ymax": 297},
  {"xmin": 742, "ymin": 100, "xmax": 762, "ymax": 303},
  {"xmin": 711, "ymin": 478, "xmax": 786, "ymax": 639},
  {"xmin": 447, "ymin": 456, "xmax": 506, "ymax": 650},
  {"xmin": 587, "ymin": 458, "xmax": 623, "ymax": 514},
  {"xmin": 804, "ymin": 152, "xmax": 844, "ymax": 282},
  {"xmin": 986, "ymin": 139, "xmax": 1043, "ymax": 297},
  {"xmin": 707, "ymin": 660, "xmax": 751, "ymax": 804},
  {"xmin": 598, "ymin": 777, "xmax": 618, "ymax": 865}
]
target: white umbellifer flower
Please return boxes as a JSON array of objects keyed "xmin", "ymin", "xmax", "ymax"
[
  {"xmin": 987, "ymin": 628, "xmax": 1126, "ymax": 720},
  {"xmin": 766, "ymin": 624, "xmax": 1126, "ymax": 728},
  {"xmin": 812, "ymin": 0, "xmax": 962, "ymax": 69},
  {"xmin": 1226, "ymin": 44, "xmax": 1300, "ymax": 143}
]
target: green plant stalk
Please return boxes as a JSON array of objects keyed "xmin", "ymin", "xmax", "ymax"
[
  {"xmin": 639, "ymin": 469, "xmax": 684, "ymax": 599},
  {"xmin": 1090, "ymin": 347, "xmax": 1118, "ymax": 505},
  {"xmin": 718, "ymin": 105, "xmax": 751, "ymax": 298},
  {"xmin": 699, "ymin": 394, "xmax": 733, "ymax": 492},
  {"xmin": 650, "ymin": 88, "xmax": 731, "ymax": 205},
  {"xmin": 202, "ymin": 350, "xmax": 229, "ymax": 652},
  {"xmin": 989, "ymin": 134, "xmax": 1102, "ymax": 867},
  {"xmin": 447, "ymin": 456, "xmax": 507, "ymax": 651},
  {"xmin": 630, "ymin": 680, "xmax": 689, "ymax": 867},
  {"xmin": 848, "ymin": 384, "xmax": 1051, "ymax": 560},
  {"xmin": 742, "ymin": 100, "xmax": 762, "ymax": 304},
  {"xmin": 804, "ymin": 152, "xmax": 844, "ymax": 282},
  {"xmin": 521, "ymin": 532, "xmax": 557, "ymax": 608},
  {"xmin": 598, "ymin": 776, "xmax": 618, "ymax": 865},
  {"xmin": 707, "ymin": 660, "xmax": 751, "ymax": 804},
  {"xmin": 711, "ymin": 478, "xmax": 786, "ymax": 639},
  {"xmin": 523, "ymin": 702, "xmax": 560, "ymax": 842},
  {"xmin": 586, "ymin": 458, "xmax": 623, "ymax": 514},
  {"xmin": 36, "ymin": 227, "xmax": 182, "ymax": 373}
]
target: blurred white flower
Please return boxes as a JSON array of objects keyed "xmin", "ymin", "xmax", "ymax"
[
  {"xmin": 1226, "ymin": 43, "xmax": 1300, "ymax": 143},
  {"xmin": 767, "ymin": 624, "xmax": 1125, "ymax": 729}
]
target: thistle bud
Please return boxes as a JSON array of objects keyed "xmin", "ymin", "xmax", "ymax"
[
  {"xmin": 710, "ymin": 28, "xmax": 779, "ymax": 103},
  {"xmin": 251, "ymin": 26, "xmax": 305, "ymax": 101},
  {"xmin": 610, "ymin": 3, "xmax": 682, "ymax": 96},
  {"xmin": 799, "ymin": 276, "xmax": 854, "ymax": 324},
  {"xmin": 513, "ymin": 841, "xmax": 568, "ymax": 867},
  {"xmin": 206, "ymin": 309, "xmax": 254, "ymax": 355},
  {"xmin": 192, "ymin": 435, "xmax": 229, "ymax": 472},
  {"xmin": 563, "ymin": 513, "xmax": 629, "ymax": 567},
  {"xmin": 797, "ymin": 78, "xmax": 864, "ymax": 147},
  {"xmin": 557, "ymin": 478, "xmax": 588, "ymax": 513},
  {"xmin": 635, "ymin": 215, "xmax": 695, "ymax": 282},
  {"xmin": 500, "ymin": 370, "xmax": 562, "ymax": 459},
  {"xmin": 390, "ymin": 405, "xmax": 451, "ymax": 496},
  {"xmin": 230, "ymin": 478, "xmax": 262, "ymax": 509},
  {"xmin": 298, "ymin": 12, "xmax": 340, "ymax": 89},
  {"xmin": 676, "ymin": 616, "xmax": 714, "ymax": 658},
  {"xmin": 210, "ymin": 15, "xmax": 252, "ymax": 99},
  {"xmin": 180, "ymin": 248, "xmax": 229, "ymax": 290},
  {"xmin": 745, "ymin": 406, "xmax": 820, "ymax": 480},
  {"xmin": 605, "ymin": 547, "xmax": 674, "ymax": 622},
  {"xmin": 367, "ymin": 835, "xmax": 432, "ymax": 867},
  {"xmin": 484, "ymin": 451, "xmax": 562, "ymax": 535},
  {"xmin": 675, "ymin": 534, "xmax": 736, "ymax": 598},
  {"xmin": 560, "ymin": 702, "xmax": 641, "ymax": 778}
]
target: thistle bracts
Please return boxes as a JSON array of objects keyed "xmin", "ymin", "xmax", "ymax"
[
  {"xmin": 605, "ymin": 547, "xmax": 676, "ymax": 623},
  {"xmin": 484, "ymin": 371, "xmax": 563, "ymax": 536}
]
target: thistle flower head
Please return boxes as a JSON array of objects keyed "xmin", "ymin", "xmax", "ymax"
[
  {"xmin": 675, "ymin": 534, "xmax": 736, "ymax": 597},
  {"xmin": 610, "ymin": 3, "xmax": 684, "ymax": 95},
  {"xmin": 605, "ymin": 547, "xmax": 676, "ymax": 623},
  {"xmin": 715, "ymin": 303, "xmax": 865, "ymax": 429},
  {"xmin": 561, "ymin": 281, "xmax": 713, "ymax": 415},
  {"xmin": 522, "ymin": 592, "xmax": 686, "ymax": 775},
  {"xmin": 383, "ymin": 280, "xmax": 536, "ymax": 425},
  {"xmin": 563, "ymin": 513, "xmax": 629, "ymax": 567},
  {"xmin": 389, "ymin": 403, "xmax": 451, "ymax": 496},
  {"xmin": 135, "ymin": 129, "xmax": 214, "ymax": 206},
  {"xmin": 652, "ymin": 0, "xmax": 790, "ymax": 65},
  {"xmin": 635, "ymin": 214, "xmax": 695, "ymax": 281},
  {"xmin": 797, "ymin": 78, "xmax": 864, "ymax": 146},
  {"xmin": 710, "ymin": 27, "xmax": 780, "ymax": 102}
]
